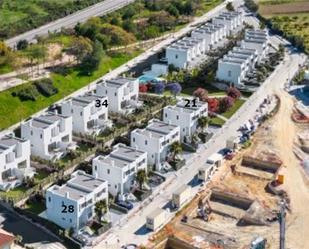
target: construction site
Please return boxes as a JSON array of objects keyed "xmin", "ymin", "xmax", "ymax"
[{"xmin": 146, "ymin": 89, "xmax": 309, "ymax": 249}]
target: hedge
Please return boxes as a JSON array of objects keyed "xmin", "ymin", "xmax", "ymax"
[{"xmin": 34, "ymin": 78, "xmax": 58, "ymax": 97}]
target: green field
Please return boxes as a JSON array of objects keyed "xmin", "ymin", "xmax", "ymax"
[
  {"xmin": 0, "ymin": 0, "xmax": 104, "ymax": 39},
  {"xmin": 0, "ymin": 50, "xmax": 141, "ymax": 130},
  {"xmin": 221, "ymin": 99, "xmax": 246, "ymax": 119}
]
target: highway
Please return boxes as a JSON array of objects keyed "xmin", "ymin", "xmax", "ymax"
[{"xmin": 5, "ymin": 0, "xmax": 135, "ymax": 48}]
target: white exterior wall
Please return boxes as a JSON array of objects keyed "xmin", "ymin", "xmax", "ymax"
[
  {"xmin": 166, "ymin": 47, "xmax": 190, "ymax": 69},
  {"xmin": 162, "ymin": 102, "xmax": 208, "ymax": 142},
  {"xmin": 216, "ymin": 59, "xmax": 245, "ymax": 86},
  {"xmin": 241, "ymin": 40, "xmax": 267, "ymax": 62},
  {"xmin": 92, "ymin": 145, "xmax": 147, "ymax": 197},
  {"xmin": 0, "ymin": 136, "xmax": 32, "ymax": 191},
  {"xmin": 61, "ymin": 95, "xmax": 109, "ymax": 135},
  {"xmin": 191, "ymin": 30, "xmax": 213, "ymax": 50},
  {"xmin": 46, "ymin": 171, "xmax": 108, "ymax": 230},
  {"xmin": 96, "ymin": 78, "xmax": 139, "ymax": 114},
  {"xmin": 21, "ymin": 114, "xmax": 73, "ymax": 161},
  {"xmin": 130, "ymin": 120, "xmax": 180, "ymax": 171}
]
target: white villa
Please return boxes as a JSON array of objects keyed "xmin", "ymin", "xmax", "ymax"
[
  {"xmin": 92, "ymin": 143, "xmax": 147, "ymax": 198},
  {"xmin": 46, "ymin": 170, "xmax": 108, "ymax": 231},
  {"xmin": 96, "ymin": 77, "xmax": 141, "ymax": 114},
  {"xmin": 241, "ymin": 29, "xmax": 269, "ymax": 61},
  {"xmin": 216, "ymin": 46, "xmax": 259, "ymax": 86},
  {"xmin": 0, "ymin": 134, "xmax": 34, "ymax": 191},
  {"xmin": 163, "ymin": 99, "xmax": 208, "ymax": 142},
  {"xmin": 21, "ymin": 112, "xmax": 76, "ymax": 161},
  {"xmin": 165, "ymin": 36, "xmax": 206, "ymax": 69},
  {"xmin": 131, "ymin": 119, "xmax": 180, "ymax": 171},
  {"xmin": 212, "ymin": 11, "xmax": 243, "ymax": 35},
  {"xmin": 61, "ymin": 92, "xmax": 111, "ymax": 136}
]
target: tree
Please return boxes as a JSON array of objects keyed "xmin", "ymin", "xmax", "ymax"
[
  {"xmin": 227, "ymin": 87, "xmax": 241, "ymax": 99},
  {"xmin": 259, "ymin": 22, "xmax": 266, "ymax": 30},
  {"xmin": 198, "ymin": 116, "xmax": 210, "ymax": 132},
  {"xmin": 226, "ymin": 2, "xmax": 235, "ymax": 12},
  {"xmin": 154, "ymin": 82, "xmax": 165, "ymax": 94},
  {"xmin": 95, "ymin": 200, "xmax": 107, "ymax": 222},
  {"xmin": 166, "ymin": 5, "xmax": 179, "ymax": 17},
  {"xmin": 219, "ymin": 96, "xmax": 234, "ymax": 113},
  {"xmin": 167, "ymin": 83, "xmax": 182, "ymax": 96},
  {"xmin": 170, "ymin": 141, "xmax": 183, "ymax": 160},
  {"xmin": 17, "ymin": 39, "xmax": 29, "ymax": 50},
  {"xmin": 66, "ymin": 36, "xmax": 93, "ymax": 62},
  {"xmin": 139, "ymin": 84, "xmax": 148, "ymax": 93},
  {"xmin": 25, "ymin": 45, "xmax": 47, "ymax": 74},
  {"xmin": 81, "ymin": 40, "xmax": 103, "ymax": 74},
  {"xmin": 136, "ymin": 169, "xmax": 147, "ymax": 190},
  {"xmin": 207, "ymin": 98, "xmax": 219, "ymax": 113},
  {"xmin": 193, "ymin": 87, "xmax": 208, "ymax": 102}
]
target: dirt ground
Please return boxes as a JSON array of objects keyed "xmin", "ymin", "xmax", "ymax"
[
  {"xmin": 272, "ymin": 90, "xmax": 309, "ymax": 249},
  {"xmin": 149, "ymin": 90, "xmax": 309, "ymax": 249},
  {"xmin": 259, "ymin": 2, "xmax": 309, "ymax": 15}
]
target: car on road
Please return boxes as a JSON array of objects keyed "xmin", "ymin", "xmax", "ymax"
[{"xmin": 117, "ymin": 200, "xmax": 134, "ymax": 210}]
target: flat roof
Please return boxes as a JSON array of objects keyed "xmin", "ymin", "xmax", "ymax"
[
  {"xmin": 52, "ymin": 184, "xmax": 89, "ymax": 201},
  {"xmin": 146, "ymin": 120, "xmax": 178, "ymax": 135},
  {"xmin": 71, "ymin": 93, "xmax": 105, "ymax": 107},
  {"xmin": 69, "ymin": 171, "xmax": 106, "ymax": 190},
  {"xmin": 112, "ymin": 144, "xmax": 145, "ymax": 161},
  {"xmin": 29, "ymin": 113, "xmax": 68, "ymax": 129},
  {"xmin": 103, "ymin": 77, "xmax": 136, "ymax": 89},
  {"xmin": 0, "ymin": 135, "xmax": 25, "ymax": 148}
]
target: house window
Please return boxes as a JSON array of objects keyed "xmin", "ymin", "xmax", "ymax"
[
  {"xmin": 71, "ymin": 109, "xmax": 73, "ymax": 114},
  {"xmin": 165, "ymin": 113, "xmax": 167, "ymax": 118},
  {"xmin": 228, "ymin": 70, "xmax": 232, "ymax": 77},
  {"xmin": 62, "ymin": 217, "xmax": 65, "ymax": 221},
  {"xmin": 115, "ymin": 185, "xmax": 117, "ymax": 189},
  {"xmin": 95, "ymin": 165, "xmax": 97, "ymax": 171},
  {"xmin": 133, "ymin": 137, "xmax": 135, "ymax": 142},
  {"xmin": 183, "ymin": 128, "xmax": 185, "ymax": 132},
  {"xmin": 31, "ymin": 131, "xmax": 33, "ymax": 136},
  {"xmin": 70, "ymin": 219, "xmax": 72, "ymax": 223},
  {"xmin": 48, "ymin": 197, "xmax": 51, "ymax": 202},
  {"xmin": 145, "ymin": 140, "xmax": 148, "ymax": 145},
  {"xmin": 175, "ymin": 55, "xmax": 178, "ymax": 59},
  {"xmin": 80, "ymin": 111, "xmax": 83, "ymax": 116},
  {"xmin": 114, "ymin": 93, "xmax": 117, "ymax": 96},
  {"xmin": 40, "ymin": 134, "xmax": 42, "ymax": 139},
  {"xmin": 105, "ymin": 90, "xmax": 108, "ymax": 94},
  {"xmin": 107, "ymin": 169, "xmax": 110, "ymax": 174},
  {"xmin": 176, "ymin": 115, "xmax": 179, "ymax": 120}
]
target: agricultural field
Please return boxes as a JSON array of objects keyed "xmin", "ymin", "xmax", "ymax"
[
  {"xmin": 0, "ymin": 0, "xmax": 105, "ymax": 39},
  {"xmin": 258, "ymin": 0, "xmax": 309, "ymax": 53}
]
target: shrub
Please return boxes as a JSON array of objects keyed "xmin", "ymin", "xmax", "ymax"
[
  {"xmin": 166, "ymin": 83, "xmax": 182, "ymax": 96},
  {"xmin": 193, "ymin": 87, "xmax": 208, "ymax": 102},
  {"xmin": 227, "ymin": 87, "xmax": 241, "ymax": 99},
  {"xmin": 207, "ymin": 98, "xmax": 219, "ymax": 113},
  {"xmin": 139, "ymin": 84, "xmax": 148, "ymax": 93},
  {"xmin": 154, "ymin": 82, "xmax": 165, "ymax": 94},
  {"xmin": 219, "ymin": 96, "xmax": 234, "ymax": 113},
  {"xmin": 12, "ymin": 85, "xmax": 40, "ymax": 101},
  {"xmin": 34, "ymin": 78, "xmax": 58, "ymax": 97}
]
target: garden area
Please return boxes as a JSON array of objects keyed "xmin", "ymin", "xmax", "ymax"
[{"xmin": 0, "ymin": 49, "xmax": 141, "ymax": 130}]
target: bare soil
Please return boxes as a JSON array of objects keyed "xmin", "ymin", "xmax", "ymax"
[{"xmin": 259, "ymin": 2, "xmax": 309, "ymax": 15}]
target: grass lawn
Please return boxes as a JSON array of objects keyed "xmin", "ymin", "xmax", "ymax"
[
  {"xmin": 0, "ymin": 64, "xmax": 13, "ymax": 74},
  {"xmin": 0, "ymin": 186, "xmax": 28, "ymax": 199},
  {"xmin": 0, "ymin": 50, "xmax": 142, "ymax": 130},
  {"xmin": 34, "ymin": 170, "xmax": 50, "ymax": 184},
  {"xmin": 221, "ymin": 99, "xmax": 246, "ymax": 119},
  {"xmin": 25, "ymin": 202, "xmax": 46, "ymax": 214},
  {"xmin": 209, "ymin": 116, "xmax": 225, "ymax": 126}
]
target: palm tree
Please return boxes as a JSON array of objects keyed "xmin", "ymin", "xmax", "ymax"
[
  {"xmin": 136, "ymin": 169, "xmax": 147, "ymax": 190},
  {"xmin": 170, "ymin": 141, "xmax": 183, "ymax": 160},
  {"xmin": 95, "ymin": 200, "xmax": 107, "ymax": 222},
  {"xmin": 198, "ymin": 116, "xmax": 210, "ymax": 133}
]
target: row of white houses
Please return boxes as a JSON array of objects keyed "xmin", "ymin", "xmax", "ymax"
[
  {"xmin": 45, "ymin": 98, "xmax": 208, "ymax": 231},
  {"xmin": 166, "ymin": 11, "xmax": 243, "ymax": 69},
  {"xmin": 0, "ymin": 77, "xmax": 140, "ymax": 191},
  {"xmin": 216, "ymin": 29, "xmax": 269, "ymax": 87}
]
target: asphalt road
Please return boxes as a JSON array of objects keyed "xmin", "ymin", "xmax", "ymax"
[
  {"xmin": 5, "ymin": 0, "xmax": 135, "ymax": 48},
  {"xmin": 0, "ymin": 204, "xmax": 65, "ymax": 248}
]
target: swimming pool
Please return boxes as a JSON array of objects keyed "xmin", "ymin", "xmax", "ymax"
[
  {"xmin": 138, "ymin": 75, "xmax": 160, "ymax": 84},
  {"xmin": 290, "ymin": 85, "xmax": 309, "ymax": 106}
]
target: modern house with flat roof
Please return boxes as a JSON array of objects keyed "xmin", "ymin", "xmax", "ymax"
[
  {"xmin": 131, "ymin": 119, "xmax": 180, "ymax": 171},
  {"xmin": 96, "ymin": 77, "xmax": 141, "ymax": 114},
  {"xmin": 216, "ymin": 46, "xmax": 259, "ymax": 86},
  {"xmin": 166, "ymin": 36, "xmax": 205, "ymax": 69},
  {"xmin": 241, "ymin": 29, "xmax": 269, "ymax": 61},
  {"xmin": 61, "ymin": 92, "xmax": 111, "ymax": 136},
  {"xmin": 92, "ymin": 143, "xmax": 147, "ymax": 198},
  {"xmin": 0, "ymin": 134, "xmax": 34, "ymax": 191},
  {"xmin": 212, "ymin": 11, "xmax": 242, "ymax": 35},
  {"xmin": 46, "ymin": 170, "xmax": 108, "ymax": 231},
  {"xmin": 163, "ymin": 99, "xmax": 208, "ymax": 142},
  {"xmin": 21, "ymin": 112, "xmax": 75, "ymax": 161}
]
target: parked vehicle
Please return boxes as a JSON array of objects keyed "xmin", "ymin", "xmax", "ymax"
[{"xmin": 117, "ymin": 200, "xmax": 133, "ymax": 210}]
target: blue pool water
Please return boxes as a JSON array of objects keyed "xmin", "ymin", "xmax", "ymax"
[
  {"xmin": 290, "ymin": 85, "xmax": 309, "ymax": 106},
  {"xmin": 138, "ymin": 75, "xmax": 160, "ymax": 84}
]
